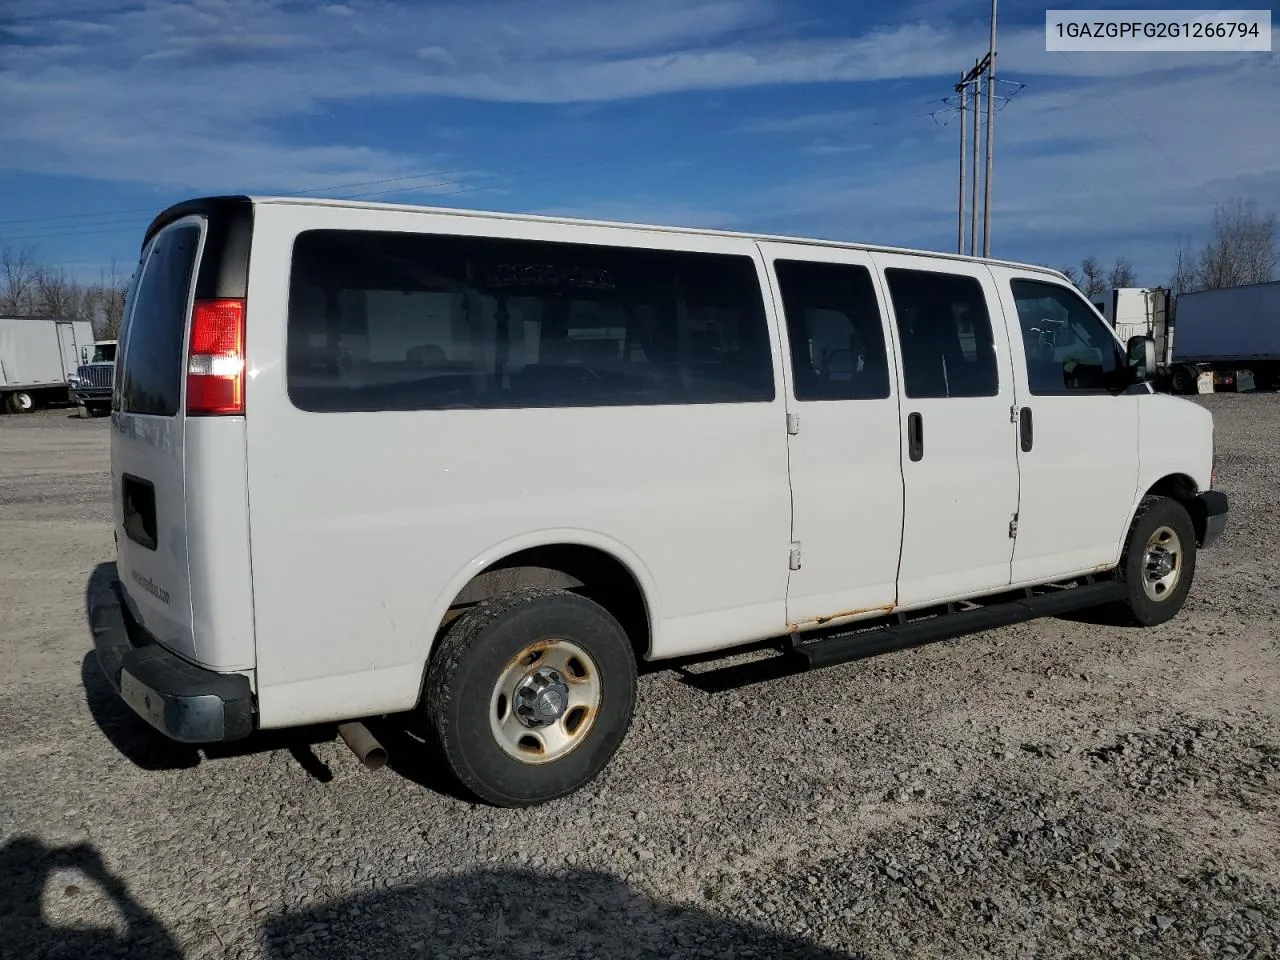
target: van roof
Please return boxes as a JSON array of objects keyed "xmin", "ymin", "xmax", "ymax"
[{"xmin": 152, "ymin": 194, "xmax": 1069, "ymax": 282}]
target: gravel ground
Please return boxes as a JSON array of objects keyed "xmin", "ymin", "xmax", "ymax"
[{"xmin": 1, "ymin": 395, "xmax": 1277, "ymax": 960}]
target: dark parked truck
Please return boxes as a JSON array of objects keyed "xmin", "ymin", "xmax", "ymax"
[
  {"xmin": 0, "ymin": 315, "xmax": 95, "ymax": 413},
  {"xmin": 70, "ymin": 339, "xmax": 118, "ymax": 417},
  {"xmin": 1169, "ymin": 281, "xmax": 1280, "ymax": 393}
]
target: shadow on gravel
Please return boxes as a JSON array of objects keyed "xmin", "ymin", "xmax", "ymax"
[
  {"xmin": 362, "ymin": 719, "xmax": 476, "ymax": 804},
  {"xmin": 81, "ymin": 649, "xmax": 344, "ymax": 781},
  {"xmin": 0, "ymin": 837, "xmax": 181, "ymax": 959},
  {"xmin": 82, "ymin": 563, "xmax": 341, "ymax": 781},
  {"xmin": 261, "ymin": 867, "xmax": 864, "ymax": 960},
  {"xmin": 81, "ymin": 563, "xmax": 471, "ymax": 798}
]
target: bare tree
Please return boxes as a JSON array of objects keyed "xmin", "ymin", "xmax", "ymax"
[
  {"xmin": 33, "ymin": 265, "xmax": 82, "ymax": 318},
  {"xmin": 1108, "ymin": 257, "xmax": 1137, "ymax": 289},
  {"xmin": 1079, "ymin": 256, "xmax": 1107, "ymax": 299},
  {"xmin": 1057, "ymin": 265, "xmax": 1081, "ymax": 288},
  {"xmin": 1170, "ymin": 235, "xmax": 1197, "ymax": 296},
  {"xmin": 1195, "ymin": 198, "xmax": 1278, "ymax": 290},
  {"xmin": 1, "ymin": 243, "xmax": 41, "ymax": 315},
  {"xmin": 87, "ymin": 260, "xmax": 130, "ymax": 339}
]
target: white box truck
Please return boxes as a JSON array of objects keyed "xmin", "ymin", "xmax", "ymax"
[{"xmin": 0, "ymin": 315, "xmax": 96, "ymax": 413}]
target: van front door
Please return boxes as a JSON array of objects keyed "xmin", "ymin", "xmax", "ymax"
[
  {"xmin": 759, "ymin": 244, "xmax": 904, "ymax": 629},
  {"xmin": 873, "ymin": 255, "xmax": 1020, "ymax": 607},
  {"xmin": 994, "ymin": 271, "xmax": 1140, "ymax": 583}
]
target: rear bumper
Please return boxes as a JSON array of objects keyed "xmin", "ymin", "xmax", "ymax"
[
  {"xmin": 89, "ymin": 576, "xmax": 255, "ymax": 743},
  {"xmin": 1197, "ymin": 490, "xmax": 1228, "ymax": 549}
]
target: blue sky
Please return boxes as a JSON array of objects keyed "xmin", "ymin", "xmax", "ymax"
[{"xmin": 0, "ymin": 0, "xmax": 1276, "ymax": 284}]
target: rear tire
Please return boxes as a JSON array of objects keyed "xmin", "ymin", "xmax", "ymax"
[
  {"xmin": 1101, "ymin": 496, "xmax": 1197, "ymax": 627},
  {"xmin": 5, "ymin": 391, "xmax": 35, "ymax": 414},
  {"xmin": 422, "ymin": 588, "xmax": 638, "ymax": 808},
  {"xmin": 1170, "ymin": 365, "xmax": 1195, "ymax": 395}
]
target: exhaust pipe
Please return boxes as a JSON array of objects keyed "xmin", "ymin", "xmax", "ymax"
[{"xmin": 338, "ymin": 722, "xmax": 387, "ymax": 771}]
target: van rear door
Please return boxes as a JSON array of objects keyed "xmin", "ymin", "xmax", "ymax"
[{"xmin": 111, "ymin": 217, "xmax": 203, "ymax": 662}]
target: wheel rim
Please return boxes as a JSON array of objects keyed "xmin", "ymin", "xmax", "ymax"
[
  {"xmin": 490, "ymin": 638, "xmax": 601, "ymax": 764},
  {"xmin": 1142, "ymin": 525, "xmax": 1182, "ymax": 602},
  {"xmin": 14, "ymin": 393, "xmax": 33, "ymax": 411}
]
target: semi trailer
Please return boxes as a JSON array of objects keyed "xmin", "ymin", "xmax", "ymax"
[
  {"xmin": 1097, "ymin": 283, "xmax": 1279, "ymax": 393},
  {"xmin": 1167, "ymin": 281, "xmax": 1280, "ymax": 393}
]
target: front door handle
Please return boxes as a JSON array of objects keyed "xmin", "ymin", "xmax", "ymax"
[
  {"xmin": 1019, "ymin": 406, "xmax": 1033, "ymax": 452},
  {"xmin": 907, "ymin": 412, "xmax": 924, "ymax": 462}
]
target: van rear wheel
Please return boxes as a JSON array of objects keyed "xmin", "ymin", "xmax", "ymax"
[
  {"xmin": 1102, "ymin": 496, "xmax": 1197, "ymax": 627},
  {"xmin": 422, "ymin": 588, "xmax": 637, "ymax": 807}
]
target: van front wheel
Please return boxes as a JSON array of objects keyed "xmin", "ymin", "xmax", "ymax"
[
  {"xmin": 1105, "ymin": 496, "xmax": 1197, "ymax": 627},
  {"xmin": 422, "ymin": 588, "xmax": 638, "ymax": 808}
]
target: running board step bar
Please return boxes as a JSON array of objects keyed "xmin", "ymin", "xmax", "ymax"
[{"xmin": 792, "ymin": 580, "xmax": 1127, "ymax": 671}]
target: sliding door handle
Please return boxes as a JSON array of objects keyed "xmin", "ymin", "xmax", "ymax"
[
  {"xmin": 907, "ymin": 412, "xmax": 924, "ymax": 462},
  {"xmin": 1019, "ymin": 406, "xmax": 1033, "ymax": 452}
]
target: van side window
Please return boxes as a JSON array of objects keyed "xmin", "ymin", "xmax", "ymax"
[
  {"xmin": 117, "ymin": 225, "xmax": 200, "ymax": 417},
  {"xmin": 1011, "ymin": 279, "xmax": 1126, "ymax": 395},
  {"xmin": 884, "ymin": 268, "xmax": 998, "ymax": 399},
  {"xmin": 774, "ymin": 260, "xmax": 890, "ymax": 401},
  {"xmin": 286, "ymin": 231, "xmax": 775, "ymax": 412}
]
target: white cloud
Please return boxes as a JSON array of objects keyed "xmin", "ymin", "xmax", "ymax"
[
  {"xmin": 736, "ymin": 58, "xmax": 1280, "ymax": 281},
  {"xmin": 0, "ymin": 0, "xmax": 1275, "ymax": 282}
]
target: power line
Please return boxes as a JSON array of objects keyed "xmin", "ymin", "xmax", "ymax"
[
  {"xmin": 0, "ymin": 2, "xmax": 144, "ymax": 24},
  {"xmin": 1093, "ymin": 89, "xmax": 1223, "ymax": 207},
  {"xmin": 0, "ymin": 158, "xmax": 609, "ymax": 244},
  {"xmin": 0, "ymin": 163, "xmax": 504, "ymax": 227},
  {"xmin": 0, "ymin": 135, "xmax": 669, "ymax": 233},
  {"xmin": 0, "ymin": 161, "xmax": 577, "ymax": 241}
]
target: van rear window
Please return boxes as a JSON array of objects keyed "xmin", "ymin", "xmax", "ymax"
[
  {"xmin": 117, "ymin": 224, "xmax": 201, "ymax": 417},
  {"xmin": 285, "ymin": 230, "xmax": 775, "ymax": 412}
]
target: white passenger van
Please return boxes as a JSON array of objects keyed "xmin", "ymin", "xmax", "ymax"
[{"xmin": 91, "ymin": 196, "xmax": 1228, "ymax": 807}]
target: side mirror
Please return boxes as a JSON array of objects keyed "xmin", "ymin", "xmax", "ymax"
[
  {"xmin": 1127, "ymin": 335, "xmax": 1156, "ymax": 381},
  {"xmin": 80, "ymin": 346, "xmax": 89, "ymax": 364}
]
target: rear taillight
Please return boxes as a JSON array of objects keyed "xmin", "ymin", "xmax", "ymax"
[{"xmin": 187, "ymin": 298, "xmax": 245, "ymax": 416}]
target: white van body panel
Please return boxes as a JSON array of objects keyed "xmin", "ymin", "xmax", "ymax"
[
  {"xmin": 111, "ymin": 218, "xmax": 204, "ymax": 663},
  {"xmin": 243, "ymin": 203, "xmax": 793, "ymax": 726},
  {"xmin": 184, "ymin": 418, "xmax": 256, "ymax": 672},
  {"xmin": 1136, "ymin": 393, "xmax": 1214, "ymax": 496},
  {"xmin": 991, "ymin": 266, "xmax": 1142, "ymax": 583},
  {"xmin": 755, "ymin": 241, "xmax": 905, "ymax": 630},
  {"xmin": 110, "ymin": 214, "xmax": 259, "ymax": 674},
  {"xmin": 871, "ymin": 253, "xmax": 1020, "ymax": 607}
]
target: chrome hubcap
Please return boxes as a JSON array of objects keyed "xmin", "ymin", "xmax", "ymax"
[
  {"xmin": 514, "ymin": 667, "xmax": 571, "ymax": 727},
  {"xmin": 1142, "ymin": 525, "xmax": 1182, "ymax": 602},
  {"xmin": 490, "ymin": 639, "xmax": 600, "ymax": 764}
]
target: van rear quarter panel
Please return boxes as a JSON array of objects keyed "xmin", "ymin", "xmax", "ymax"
[{"xmin": 243, "ymin": 203, "xmax": 793, "ymax": 728}]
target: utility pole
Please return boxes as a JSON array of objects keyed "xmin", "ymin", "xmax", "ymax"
[
  {"xmin": 955, "ymin": 56, "xmax": 986, "ymax": 258},
  {"xmin": 957, "ymin": 71, "xmax": 966, "ymax": 254},
  {"xmin": 971, "ymin": 62, "xmax": 980, "ymax": 257},
  {"xmin": 982, "ymin": 0, "xmax": 998, "ymax": 257}
]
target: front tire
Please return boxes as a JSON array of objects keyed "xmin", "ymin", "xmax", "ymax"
[
  {"xmin": 423, "ymin": 588, "xmax": 638, "ymax": 807},
  {"xmin": 1105, "ymin": 496, "xmax": 1197, "ymax": 626}
]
